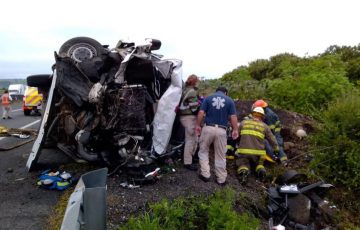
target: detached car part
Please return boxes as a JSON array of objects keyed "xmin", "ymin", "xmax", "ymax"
[
  {"xmin": 26, "ymin": 37, "xmax": 184, "ymax": 172},
  {"xmin": 267, "ymin": 170, "xmax": 335, "ymax": 230}
]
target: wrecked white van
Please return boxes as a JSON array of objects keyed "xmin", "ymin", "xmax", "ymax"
[{"xmin": 26, "ymin": 37, "xmax": 185, "ymax": 176}]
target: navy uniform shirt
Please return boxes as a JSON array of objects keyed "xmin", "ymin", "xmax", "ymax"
[{"xmin": 200, "ymin": 91, "xmax": 236, "ymax": 127}]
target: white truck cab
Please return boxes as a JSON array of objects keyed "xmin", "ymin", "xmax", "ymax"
[{"xmin": 8, "ymin": 84, "xmax": 26, "ymax": 100}]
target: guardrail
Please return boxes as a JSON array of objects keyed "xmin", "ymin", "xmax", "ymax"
[{"xmin": 61, "ymin": 168, "xmax": 108, "ymax": 230}]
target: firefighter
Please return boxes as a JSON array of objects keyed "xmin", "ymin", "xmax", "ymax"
[
  {"xmin": 252, "ymin": 99, "xmax": 288, "ymax": 164},
  {"xmin": 1, "ymin": 90, "xmax": 12, "ymax": 119},
  {"xmin": 236, "ymin": 107, "xmax": 278, "ymax": 183}
]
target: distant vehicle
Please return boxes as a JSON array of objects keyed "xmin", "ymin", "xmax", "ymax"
[
  {"xmin": 22, "ymin": 86, "xmax": 43, "ymax": 116},
  {"xmin": 8, "ymin": 84, "xmax": 26, "ymax": 100}
]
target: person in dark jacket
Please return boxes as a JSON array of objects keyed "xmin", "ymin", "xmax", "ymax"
[{"xmin": 236, "ymin": 106, "xmax": 279, "ymax": 183}]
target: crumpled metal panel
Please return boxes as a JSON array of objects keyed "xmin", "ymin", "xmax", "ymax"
[
  {"xmin": 56, "ymin": 55, "xmax": 93, "ymax": 107},
  {"xmin": 152, "ymin": 59, "xmax": 183, "ymax": 154}
]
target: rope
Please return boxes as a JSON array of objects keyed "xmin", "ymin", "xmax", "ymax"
[{"xmin": 0, "ymin": 136, "xmax": 36, "ymax": 151}]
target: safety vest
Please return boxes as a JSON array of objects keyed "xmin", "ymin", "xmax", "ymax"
[{"xmin": 1, "ymin": 93, "xmax": 10, "ymax": 106}]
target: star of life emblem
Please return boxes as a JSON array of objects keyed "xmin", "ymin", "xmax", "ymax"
[{"xmin": 212, "ymin": 97, "xmax": 225, "ymax": 109}]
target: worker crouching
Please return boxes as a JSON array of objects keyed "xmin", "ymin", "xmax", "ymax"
[
  {"xmin": 252, "ymin": 99, "xmax": 288, "ymax": 165},
  {"xmin": 236, "ymin": 107, "xmax": 279, "ymax": 184}
]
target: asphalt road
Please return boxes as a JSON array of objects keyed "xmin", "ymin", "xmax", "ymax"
[
  {"xmin": 0, "ymin": 102, "xmax": 71, "ymax": 230},
  {"xmin": 0, "ymin": 102, "xmax": 41, "ymax": 128}
]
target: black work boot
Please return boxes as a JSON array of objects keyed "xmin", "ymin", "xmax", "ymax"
[
  {"xmin": 184, "ymin": 164, "xmax": 198, "ymax": 171},
  {"xmin": 237, "ymin": 169, "xmax": 249, "ymax": 184},
  {"xmin": 198, "ymin": 174, "xmax": 211, "ymax": 182},
  {"xmin": 257, "ymin": 168, "xmax": 266, "ymax": 182}
]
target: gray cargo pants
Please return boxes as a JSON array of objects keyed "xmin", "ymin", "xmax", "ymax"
[{"xmin": 180, "ymin": 115, "xmax": 198, "ymax": 165}]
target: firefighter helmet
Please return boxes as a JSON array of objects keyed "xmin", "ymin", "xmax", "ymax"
[
  {"xmin": 253, "ymin": 99, "xmax": 268, "ymax": 108},
  {"xmin": 252, "ymin": 107, "xmax": 265, "ymax": 116}
]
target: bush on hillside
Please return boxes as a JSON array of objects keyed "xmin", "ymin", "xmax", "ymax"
[
  {"xmin": 310, "ymin": 91, "xmax": 360, "ymax": 190},
  {"xmin": 248, "ymin": 59, "xmax": 270, "ymax": 81},
  {"xmin": 267, "ymin": 53, "xmax": 303, "ymax": 79},
  {"xmin": 224, "ymin": 79, "xmax": 267, "ymax": 100},
  {"xmin": 265, "ymin": 56, "xmax": 352, "ymax": 114},
  {"xmin": 222, "ymin": 66, "xmax": 251, "ymax": 82}
]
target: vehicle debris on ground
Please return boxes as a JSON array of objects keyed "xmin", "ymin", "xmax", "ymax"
[
  {"xmin": 0, "ymin": 126, "xmax": 37, "ymax": 150},
  {"xmin": 266, "ymin": 170, "xmax": 337, "ymax": 230},
  {"xmin": 37, "ymin": 169, "xmax": 73, "ymax": 191},
  {"xmin": 0, "ymin": 126, "xmax": 37, "ymax": 137}
]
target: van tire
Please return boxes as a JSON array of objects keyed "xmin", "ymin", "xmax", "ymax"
[
  {"xmin": 58, "ymin": 37, "xmax": 106, "ymax": 62},
  {"xmin": 24, "ymin": 110, "xmax": 31, "ymax": 116},
  {"xmin": 27, "ymin": 74, "xmax": 52, "ymax": 88}
]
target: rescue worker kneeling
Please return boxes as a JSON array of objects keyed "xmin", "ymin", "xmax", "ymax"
[
  {"xmin": 235, "ymin": 107, "xmax": 279, "ymax": 184},
  {"xmin": 252, "ymin": 99, "xmax": 288, "ymax": 164}
]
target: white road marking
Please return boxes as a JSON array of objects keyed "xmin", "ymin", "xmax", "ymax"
[
  {"xmin": 12, "ymin": 109, "xmax": 23, "ymax": 112},
  {"xmin": 0, "ymin": 119, "xmax": 41, "ymax": 141},
  {"xmin": 19, "ymin": 119, "xmax": 41, "ymax": 129}
]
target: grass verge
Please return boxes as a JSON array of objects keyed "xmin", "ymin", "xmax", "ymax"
[{"xmin": 119, "ymin": 187, "xmax": 260, "ymax": 230}]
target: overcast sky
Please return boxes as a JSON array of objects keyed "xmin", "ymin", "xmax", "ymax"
[{"xmin": 0, "ymin": 0, "xmax": 359, "ymax": 80}]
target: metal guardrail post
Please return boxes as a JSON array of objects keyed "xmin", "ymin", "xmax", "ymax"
[{"xmin": 61, "ymin": 168, "xmax": 108, "ymax": 230}]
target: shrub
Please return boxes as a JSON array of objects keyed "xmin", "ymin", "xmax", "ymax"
[
  {"xmin": 227, "ymin": 79, "xmax": 268, "ymax": 100},
  {"xmin": 119, "ymin": 188, "xmax": 260, "ymax": 230},
  {"xmin": 266, "ymin": 60, "xmax": 352, "ymax": 115},
  {"xmin": 310, "ymin": 91, "xmax": 360, "ymax": 189},
  {"xmin": 207, "ymin": 189, "xmax": 259, "ymax": 230}
]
